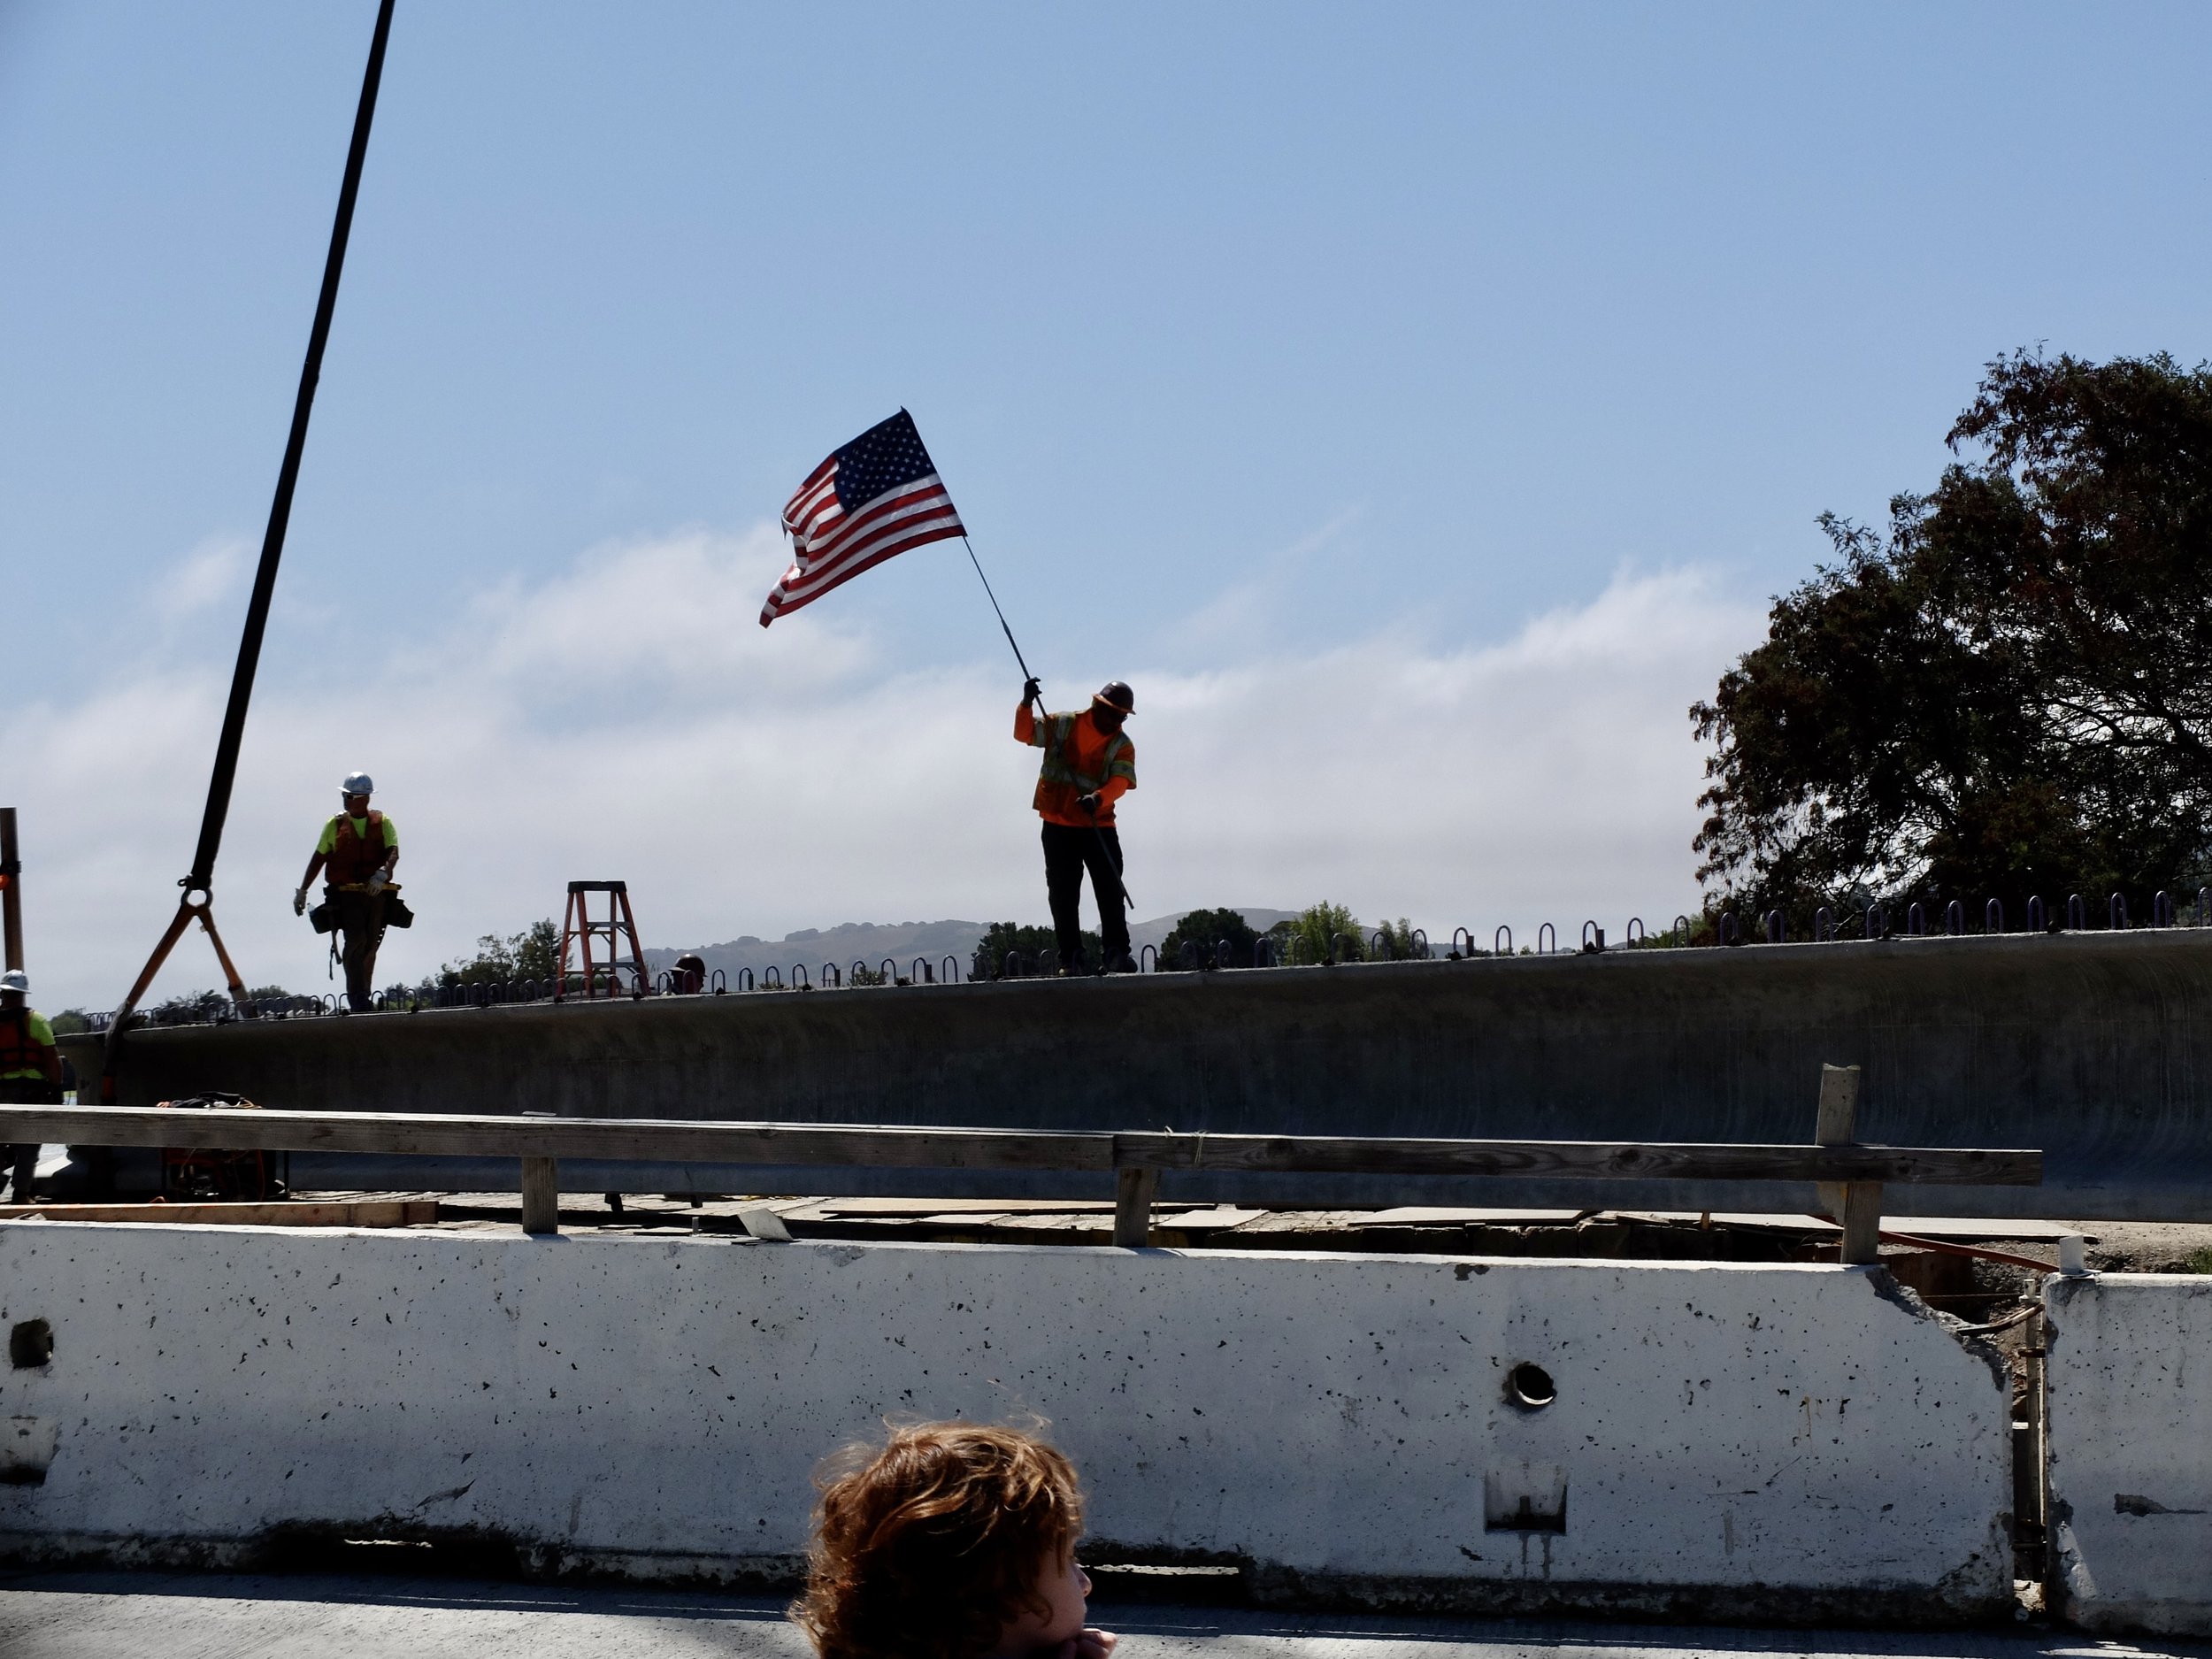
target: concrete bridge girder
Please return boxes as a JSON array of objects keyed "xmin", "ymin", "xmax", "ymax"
[{"xmin": 62, "ymin": 931, "xmax": 2212, "ymax": 1219}]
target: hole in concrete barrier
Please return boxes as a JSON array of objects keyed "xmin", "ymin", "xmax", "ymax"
[
  {"xmin": 9, "ymin": 1320, "xmax": 52, "ymax": 1370},
  {"xmin": 1504, "ymin": 1361, "xmax": 1555, "ymax": 1409}
]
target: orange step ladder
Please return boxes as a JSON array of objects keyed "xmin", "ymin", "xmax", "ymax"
[{"xmin": 554, "ymin": 880, "xmax": 649, "ymax": 1001}]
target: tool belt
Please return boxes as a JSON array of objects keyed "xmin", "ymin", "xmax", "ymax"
[{"xmin": 312, "ymin": 884, "xmax": 413, "ymax": 933}]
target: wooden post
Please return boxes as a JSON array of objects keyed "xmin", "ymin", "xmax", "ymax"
[
  {"xmin": 1814, "ymin": 1064, "xmax": 1880, "ymax": 1264},
  {"xmin": 520, "ymin": 1156, "xmax": 560, "ymax": 1234},
  {"xmin": 1113, "ymin": 1167, "xmax": 1158, "ymax": 1248}
]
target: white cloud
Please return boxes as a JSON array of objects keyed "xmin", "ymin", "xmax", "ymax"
[
  {"xmin": 0, "ymin": 527, "xmax": 1764, "ymax": 1010},
  {"xmin": 154, "ymin": 534, "xmax": 250, "ymax": 619}
]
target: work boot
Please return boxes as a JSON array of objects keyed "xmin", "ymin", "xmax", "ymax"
[{"xmin": 1106, "ymin": 953, "xmax": 1139, "ymax": 974}]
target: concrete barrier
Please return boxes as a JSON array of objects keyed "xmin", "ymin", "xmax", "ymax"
[
  {"xmin": 0, "ymin": 1222, "xmax": 2013, "ymax": 1620},
  {"xmin": 2045, "ymin": 1273, "xmax": 2212, "ymax": 1636},
  {"xmin": 65, "ymin": 931, "xmax": 2212, "ymax": 1217}
]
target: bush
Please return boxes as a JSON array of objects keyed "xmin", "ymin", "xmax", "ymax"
[
  {"xmin": 972, "ymin": 920, "xmax": 1100, "ymax": 977},
  {"xmin": 1158, "ymin": 909, "xmax": 1260, "ymax": 969},
  {"xmin": 440, "ymin": 919, "xmax": 559, "ymax": 987},
  {"xmin": 151, "ymin": 989, "xmax": 230, "ymax": 1025},
  {"xmin": 1370, "ymin": 917, "xmax": 1425, "ymax": 960},
  {"xmin": 1270, "ymin": 902, "xmax": 1363, "ymax": 965}
]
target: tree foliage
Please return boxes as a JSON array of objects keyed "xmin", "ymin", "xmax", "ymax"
[
  {"xmin": 1269, "ymin": 901, "xmax": 1364, "ymax": 964},
  {"xmin": 1693, "ymin": 350, "xmax": 2212, "ymax": 919},
  {"xmin": 1370, "ymin": 917, "xmax": 1425, "ymax": 959},
  {"xmin": 971, "ymin": 920, "xmax": 1098, "ymax": 978},
  {"xmin": 440, "ymin": 919, "xmax": 560, "ymax": 987},
  {"xmin": 1158, "ymin": 908, "xmax": 1260, "ymax": 968}
]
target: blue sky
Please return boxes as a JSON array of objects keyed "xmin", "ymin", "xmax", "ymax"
[{"xmin": 4, "ymin": 3, "xmax": 2210, "ymax": 1006}]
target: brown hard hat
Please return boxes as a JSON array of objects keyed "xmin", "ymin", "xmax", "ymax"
[{"xmin": 1094, "ymin": 680, "xmax": 1134, "ymax": 715}]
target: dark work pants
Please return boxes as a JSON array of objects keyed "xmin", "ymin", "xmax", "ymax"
[
  {"xmin": 330, "ymin": 888, "xmax": 389, "ymax": 1010},
  {"xmin": 1042, "ymin": 822, "xmax": 1128, "ymax": 971},
  {"xmin": 2, "ymin": 1075, "xmax": 56, "ymax": 1200}
]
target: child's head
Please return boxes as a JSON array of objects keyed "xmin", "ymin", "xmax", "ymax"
[{"xmin": 793, "ymin": 1422, "xmax": 1089, "ymax": 1659}]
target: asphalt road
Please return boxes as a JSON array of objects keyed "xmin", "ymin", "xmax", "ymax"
[{"xmin": 0, "ymin": 1574, "xmax": 2206, "ymax": 1659}]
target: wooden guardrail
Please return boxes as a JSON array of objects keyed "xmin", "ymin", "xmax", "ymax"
[{"xmin": 0, "ymin": 1069, "xmax": 2038, "ymax": 1258}]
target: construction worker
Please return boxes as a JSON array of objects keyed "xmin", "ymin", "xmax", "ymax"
[
  {"xmin": 295, "ymin": 771, "xmax": 400, "ymax": 1011},
  {"xmin": 1016, "ymin": 680, "xmax": 1138, "ymax": 975},
  {"xmin": 0, "ymin": 970, "xmax": 61, "ymax": 1202}
]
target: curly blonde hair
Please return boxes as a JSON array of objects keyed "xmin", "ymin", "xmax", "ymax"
[{"xmin": 790, "ymin": 1422, "xmax": 1086, "ymax": 1659}]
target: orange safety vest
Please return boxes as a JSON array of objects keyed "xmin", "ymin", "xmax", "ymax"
[
  {"xmin": 326, "ymin": 810, "xmax": 390, "ymax": 887},
  {"xmin": 1032, "ymin": 712, "xmax": 1135, "ymax": 826}
]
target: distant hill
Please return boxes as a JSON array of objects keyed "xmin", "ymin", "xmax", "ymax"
[{"xmin": 644, "ymin": 909, "xmax": 1301, "ymax": 982}]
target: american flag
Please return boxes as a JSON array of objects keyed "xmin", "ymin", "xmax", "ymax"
[{"xmin": 760, "ymin": 410, "xmax": 966, "ymax": 626}]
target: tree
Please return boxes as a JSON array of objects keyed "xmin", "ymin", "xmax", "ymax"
[
  {"xmin": 1157, "ymin": 908, "xmax": 1260, "ymax": 969},
  {"xmin": 440, "ymin": 920, "xmax": 560, "ymax": 987},
  {"xmin": 1269, "ymin": 902, "xmax": 1363, "ymax": 964},
  {"xmin": 972, "ymin": 921, "xmax": 1098, "ymax": 979},
  {"xmin": 1692, "ymin": 351, "xmax": 2212, "ymax": 923},
  {"xmin": 151, "ymin": 989, "xmax": 232, "ymax": 1025},
  {"xmin": 1370, "ymin": 917, "xmax": 1425, "ymax": 959}
]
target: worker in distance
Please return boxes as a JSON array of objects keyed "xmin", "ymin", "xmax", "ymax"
[
  {"xmin": 0, "ymin": 969, "xmax": 63, "ymax": 1202},
  {"xmin": 294, "ymin": 771, "xmax": 410, "ymax": 1010},
  {"xmin": 1016, "ymin": 680, "xmax": 1138, "ymax": 976}
]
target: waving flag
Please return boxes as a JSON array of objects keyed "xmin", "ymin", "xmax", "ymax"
[{"xmin": 761, "ymin": 410, "xmax": 966, "ymax": 626}]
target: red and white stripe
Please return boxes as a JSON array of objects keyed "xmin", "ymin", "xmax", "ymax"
[{"xmin": 759, "ymin": 462, "xmax": 964, "ymax": 626}]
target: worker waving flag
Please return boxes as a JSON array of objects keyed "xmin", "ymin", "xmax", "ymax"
[{"xmin": 760, "ymin": 410, "xmax": 966, "ymax": 626}]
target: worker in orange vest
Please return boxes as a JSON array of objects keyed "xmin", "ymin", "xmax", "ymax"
[
  {"xmin": 1016, "ymin": 680, "xmax": 1138, "ymax": 975},
  {"xmin": 294, "ymin": 771, "xmax": 401, "ymax": 1010}
]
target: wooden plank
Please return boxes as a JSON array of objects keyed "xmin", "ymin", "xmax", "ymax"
[
  {"xmin": 795, "ymin": 1198, "xmax": 1118, "ymax": 1217},
  {"xmin": 1838, "ymin": 1183, "xmax": 1883, "ymax": 1264},
  {"xmin": 1351, "ymin": 1207, "xmax": 1586, "ymax": 1226},
  {"xmin": 1811, "ymin": 1063, "xmax": 1880, "ymax": 1264},
  {"xmin": 0, "ymin": 1107, "xmax": 1118, "ymax": 1171},
  {"xmin": 1813, "ymin": 1064, "xmax": 1861, "ymax": 1222},
  {"xmin": 1108, "ymin": 1130, "xmax": 2037, "ymax": 1186},
  {"xmin": 1153, "ymin": 1207, "xmax": 1269, "ymax": 1231},
  {"xmin": 1113, "ymin": 1167, "xmax": 1159, "ymax": 1247},
  {"xmin": 519, "ymin": 1156, "xmax": 560, "ymax": 1235},
  {"xmin": 0, "ymin": 1200, "xmax": 435, "ymax": 1227},
  {"xmin": 0, "ymin": 1106, "xmax": 2040, "ymax": 1187}
]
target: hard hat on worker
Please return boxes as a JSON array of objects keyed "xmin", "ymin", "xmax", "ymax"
[
  {"xmin": 1093, "ymin": 681, "xmax": 1134, "ymax": 716},
  {"xmin": 0, "ymin": 971, "xmax": 27, "ymax": 997},
  {"xmin": 341, "ymin": 772, "xmax": 374, "ymax": 798}
]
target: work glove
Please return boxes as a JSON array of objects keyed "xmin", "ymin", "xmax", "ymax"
[
  {"xmin": 366, "ymin": 869, "xmax": 388, "ymax": 895},
  {"xmin": 1022, "ymin": 676, "xmax": 1041, "ymax": 705},
  {"xmin": 1076, "ymin": 793, "xmax": 1101, "ymax": 816},
  {"xmin": 293, "ymin": 887, "xmax": 308, "ymax": 917}
]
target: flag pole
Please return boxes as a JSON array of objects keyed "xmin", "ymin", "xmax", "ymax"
[{"xmin": 962, "ymin": 535, "xmax": 1033, "ymax": 685}]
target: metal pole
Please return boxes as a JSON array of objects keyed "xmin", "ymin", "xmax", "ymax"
[
  {"xmin": 0, "ymin": 808, "xmax": 22, "ymax": 972},
  {"xmin": 961, "ymin": 535, "xmax": 1034, "ymax": 686},
  {"xmin": 184, "ymin": 0, "xmax": 396, "ymax": 895},
  {"xmin": 103, "ymin": 0, "xmax": 396, "ymax": 1102}
]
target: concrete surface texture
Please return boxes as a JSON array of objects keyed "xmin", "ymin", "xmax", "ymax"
[
  {"xmin": 5, "ymin": 1576, "xmax": 2211, "ymax": 1659},
  {"xmin": 0, "ymin": 1223, "xmax": 2012, "ymax": 1621},
  {"xmin": 68, "ymin": 931, "xmax": 2212, "ymax": 1219},
  {"xmin": 2044, "ymin": 1273, "xmax": 2212, "ymax": 1635}
]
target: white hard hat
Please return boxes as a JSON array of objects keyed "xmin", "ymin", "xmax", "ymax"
[
  {"xmin": 0, "ymin": 970, "xmax": 27, "ymax": 996},
  {"xmin": 341, "ymin": 772, "xmax": 374, "ymax": 797}
]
